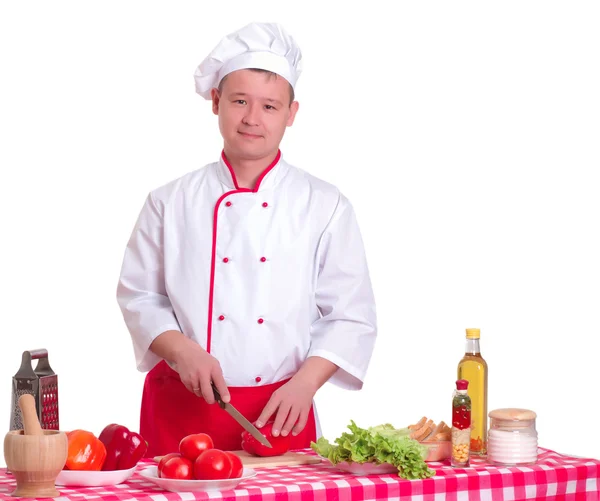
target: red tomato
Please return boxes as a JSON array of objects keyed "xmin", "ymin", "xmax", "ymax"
[
  {"xmin": 225, "ymin": 451, "xmax": 243, "ymax": 479},
  {"xmin": 160, "ymin": 456, "xmax": 194, "ymax": 480},
  {"xmin": 193, "ymin": 449, "xmax": 232, "ymax": 480},
  {"xmin": 157, "ymin": 452, "xmax": 181, "ymax": 476},
  {"xmin": 241, "ymin": 422, "xmax": 290, "ymax": 457},
  {"xmin": 179, "ymin": 433, "xmax": 214, "ymax": 462}
]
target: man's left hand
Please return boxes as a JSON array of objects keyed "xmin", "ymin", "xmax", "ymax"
[
  {"xmin": 255, "ymin": 375, "xmax": 316, "ymax": 437},
  {"xmin": 255, "ymin": 356, "xmax": 339, "ymax": 437}
]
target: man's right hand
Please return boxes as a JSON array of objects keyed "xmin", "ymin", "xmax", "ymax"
[
  {"xmin": 150, "ymin": 330, "xmax": 230, "ymax": 405},
  {"xmin": 173, "ymin": 342, "xmax": 230, "ymax": 405}
]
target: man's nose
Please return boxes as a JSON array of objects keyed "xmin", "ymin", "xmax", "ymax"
[{"xmin": 242, "ymin": 103, "xmax": 260, "ymax": 126}]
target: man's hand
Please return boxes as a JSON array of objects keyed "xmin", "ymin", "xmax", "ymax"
[
  {"xmin": 256, "ymin": 356, "xmax": 338, "ymax": 437},
  {"xmin": 174, "ymin": 342, "xmax": 230, "ymax": 405},
  {"xmin": 255, "ymin": 377, "xmax": 315, "ymax": 438},
  {"xmin": 150, "ymin": 330, "xmax": 230, "ymax": 405}
]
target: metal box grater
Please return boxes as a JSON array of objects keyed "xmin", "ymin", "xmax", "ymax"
[{"xmin": 10, "ymin": 349, "xmax": 59, "ymax": 431}]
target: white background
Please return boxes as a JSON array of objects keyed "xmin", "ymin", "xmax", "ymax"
[{"xmin": 1, "ymin": 1, "xmax": 598, "ymax": 468}]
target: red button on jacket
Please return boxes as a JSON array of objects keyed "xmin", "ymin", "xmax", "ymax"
[
  {"xmin": 218, "ymin": 315, "xmax": 225, "ymax": 321},
  {"xmin": 255, "ymin": 376, "xmax": 262, "ymax": 383},
  {"xmin": 257, "ymin": 318, "xmax": 264, "ymax": 324}
]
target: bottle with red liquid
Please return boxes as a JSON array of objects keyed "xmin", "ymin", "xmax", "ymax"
[{"xmin": 451, "ymin": 379, "xmax": 471, "ymax": 467}]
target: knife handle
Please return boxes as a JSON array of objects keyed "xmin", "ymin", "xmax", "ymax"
[{"xmin": 211, "ymin": 382, "xmax": 227, "ymax": 409}]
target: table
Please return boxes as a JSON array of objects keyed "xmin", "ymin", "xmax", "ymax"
[{"xmin": 1, "ymin": 447, "xmax": 599, "ymax": 501}]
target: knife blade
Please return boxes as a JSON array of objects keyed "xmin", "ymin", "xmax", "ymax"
[{"xmin": 211, "ymin": 383, "xmax": 272, "ymax": 448}]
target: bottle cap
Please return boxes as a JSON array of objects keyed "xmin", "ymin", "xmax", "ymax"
[
  {"xmin": 466, "ymin": 328, "xmax": 480, "ymax": 339},
  {"xmin": 456, "ymin": 379, "xmax": 469, "ymax": 390}
]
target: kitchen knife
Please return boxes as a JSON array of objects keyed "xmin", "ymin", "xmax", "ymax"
[{"xmin": 211, "ymin": 383, "xmax": 272, "ymax": 448}]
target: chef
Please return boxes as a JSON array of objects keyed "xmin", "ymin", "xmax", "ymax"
[{"xmin": 116, "ymin": 22, "xmax": 378, "ymax": 457}]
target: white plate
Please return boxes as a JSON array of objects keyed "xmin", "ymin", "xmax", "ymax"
[
  {"xmin": 326, "ymin": 460, "xmax": 397, "ymax": 475},
  {"xmin": 138, "ymin": 466, "xmax": 257, "ymax": 492},
  {"xmin": 55, "ymin": 466, "xmax": 136, "ymax": 486}
]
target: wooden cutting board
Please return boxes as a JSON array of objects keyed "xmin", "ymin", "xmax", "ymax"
[{"xmin": 231, "ymin": 450, "xmax": 322, "ymax": 468}]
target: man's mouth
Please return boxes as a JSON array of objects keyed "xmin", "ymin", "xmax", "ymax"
[{"xmin": 238, "ymin": 131, "xmax": 262, "ymax": 139}]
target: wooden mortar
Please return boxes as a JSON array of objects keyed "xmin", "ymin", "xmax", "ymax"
[{"xmin": 3, "ymin": 394, "xmax": 68, "ymax": 498}]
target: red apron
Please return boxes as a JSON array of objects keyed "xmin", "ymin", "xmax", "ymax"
[{"xmin": 140, "ymin": 360, "xmax": 317, "ymax": 457}]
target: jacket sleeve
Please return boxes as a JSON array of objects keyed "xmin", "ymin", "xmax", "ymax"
[
  {"xmin": 116, "ymin": 192, "xmax": 182, "ymax": 372},
  {"xmin": 307, "ymin": 194, "xmax": 378, "ymax": 390}
]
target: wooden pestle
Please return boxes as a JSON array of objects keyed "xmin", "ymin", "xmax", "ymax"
[{"xmin": 19, "ymin": 394, "xmax": 44, "ymax": 436}]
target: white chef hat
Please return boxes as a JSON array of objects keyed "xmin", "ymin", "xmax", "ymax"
[{"xmin": 194, "ymin": 22, "xmax": 303, "ymax": 100}]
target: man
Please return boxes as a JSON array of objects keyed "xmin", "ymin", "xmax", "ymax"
[{"xmin": 116, "ymin": 22, "xmax": 377, "ymax": 457}]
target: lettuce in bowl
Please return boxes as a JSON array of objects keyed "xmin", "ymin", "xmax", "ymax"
[{"xmin": 311, "ymin": 420, "xmax": 435, "ymax": 480}]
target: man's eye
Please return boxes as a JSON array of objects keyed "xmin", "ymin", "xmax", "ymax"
[
  {"xmin": 265, "ymin": 105, "xmax": 275, "ymax": 110},
  {"xmin": 235, "ymin": 100, "xmax": 247, "ymax": 105}
]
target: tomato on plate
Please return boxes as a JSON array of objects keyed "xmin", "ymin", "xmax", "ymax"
[
  {"xmin": 159, "ymin": 455, "xmax": 194, "ymax": 480},
  {"xmin": 157, "ymin": 452, "xmax": 181, "ymax": 475},
  {"xmin": 193, "ymin": 449, "xmax": 232, "ymax": 480},
  {"xmin": 225, "ymin": 451, "xmax": 243, "ymax": 479},
  {"xmin": 179, "ymin": 433, "xmax": 214, "ymax": 462}
]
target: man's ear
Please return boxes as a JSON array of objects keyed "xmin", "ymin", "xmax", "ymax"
[
  {"xmin": 211, "ymin": 88, "xmax": 221, "ymax": 115},
  {"xmin": 287, "ymin": 101, "xmax": 299, "ymax": 127}
]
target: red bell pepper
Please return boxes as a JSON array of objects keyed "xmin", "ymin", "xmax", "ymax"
[
  {"xmin": 98, "ymin": 423, "xmax": 148, "ymax": 471},
  {"xmin": 65, "ymin": 430, "xmax": 107, "ymax": 471},
  {"xmin": 241, "ymin": 422, "xmax": 291, "ymax": 457}
]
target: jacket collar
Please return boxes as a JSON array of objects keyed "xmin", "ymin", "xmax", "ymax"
[{"xmin": 217, "ymin": 150, "xmax": 288, "ymax": 192}]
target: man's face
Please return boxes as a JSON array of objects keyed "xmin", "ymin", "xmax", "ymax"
[{"xmin": 211, "ymin": 69, "xmax": 299, "ymax": 162}]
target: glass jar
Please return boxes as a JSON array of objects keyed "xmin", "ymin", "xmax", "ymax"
[
  {"xmin": 451, "ymin": 379, "xmax": 471, "ymax": 467},
  {"xmin": 487, "ymin": 408, "xmax": 538, "ymax": 466}
]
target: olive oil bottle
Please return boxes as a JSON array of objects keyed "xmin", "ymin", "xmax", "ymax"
[{"xmin": 457, "ymin": 328, "xmax": 488, "ymax": 456}]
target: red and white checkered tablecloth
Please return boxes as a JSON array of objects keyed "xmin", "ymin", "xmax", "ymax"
[{"xmin": 1, "ymin": 448, "xmax": 598, "ymax": 501}]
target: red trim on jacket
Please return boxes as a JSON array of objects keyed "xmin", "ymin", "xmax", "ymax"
[
  {"xmin": 220, "ymin": 150, "xmax": 281, "ymax": 192},
  {"xmin": 206, "ymin": 150, "xmax": 281, "ymax": 353}
]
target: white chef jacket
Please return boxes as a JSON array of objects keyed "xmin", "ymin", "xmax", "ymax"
[{"xmin": 116, "ymin": 151, "xmax": 377, "ymax": 391}]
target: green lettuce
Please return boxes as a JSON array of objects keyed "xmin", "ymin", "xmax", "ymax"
[{"xmin": 310, "ymin": 420, "xmax": 435, "ymax": 480}]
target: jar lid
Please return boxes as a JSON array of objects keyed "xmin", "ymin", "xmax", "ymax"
[
  {"xmin": 456, "ymin": 379, "xmax": 469, "ymax": 390},
  {"xmin": 489, "ymin": 408, "xmax": 537, "ymax": 421}
]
